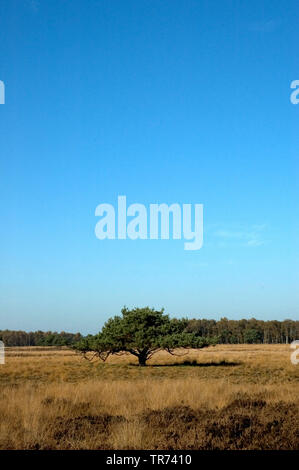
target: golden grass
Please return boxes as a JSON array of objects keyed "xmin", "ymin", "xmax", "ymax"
[{"xmin": 0, "ymin": 345, "xmax": 298, "ymax": 449}]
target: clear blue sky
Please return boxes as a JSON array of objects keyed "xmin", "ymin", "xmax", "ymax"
[{"xmin": 0, "ymin": 0, "xmax": 298, "ymax": 334}]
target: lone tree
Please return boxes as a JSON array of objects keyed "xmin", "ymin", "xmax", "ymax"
[{"xmin": 74, "ymin": 307, "xmax": 217, "ymax": 366}]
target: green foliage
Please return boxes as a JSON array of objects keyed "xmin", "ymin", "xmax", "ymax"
[
  {"xmin": 3, "ymin": 317, "xmax": 297, "ymax": 349},
  {"xmin": 185, "ymin": 318, "xmax": 299, "ymax": 344},
  {"xmin": 243, "ymin": 328, "xmax": 263, "ymax": 344},
  {"xmin": 0, "ymin": 330, "xmax": 82, "ymax": 347},
  {"xmin": 74, "ymin": 307, "xmax": 215, "ymax": 365}
]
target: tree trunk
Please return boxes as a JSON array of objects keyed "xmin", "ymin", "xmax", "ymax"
[{"xmin": 138, "ymin": 353, "xmax": 147, "ymax": 366}]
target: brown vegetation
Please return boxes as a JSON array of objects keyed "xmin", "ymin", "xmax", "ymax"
[{"xmin": 0, "ymin": 345, "xmax": 298, "ymax": 449}]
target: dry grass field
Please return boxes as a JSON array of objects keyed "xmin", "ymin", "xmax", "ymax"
[{"xmin": 0, "ymin": 344, "xmax": 298, "ymax": 450}]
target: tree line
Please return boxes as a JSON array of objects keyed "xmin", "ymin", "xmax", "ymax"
[
  {"xmin": 185, "ymin": 318, "xmax": 299, "ymax": 344},
  {"xmin": 0, "ymin": 330, "xmax": 82, "ymax": 347},
  {"xmin": 1, "ymin": 317, "xmax": 298, "ymax": 347}
]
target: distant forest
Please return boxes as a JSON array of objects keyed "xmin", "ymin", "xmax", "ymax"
[
  {"xmin": 0, "ymin": 330, "xmax": 82, "ymax": 347},
  {"xmin": 185, "ymin": 318, "xmax": 299, "ymax": 344},
  {"xmin": 1, "ymin": 318, "xmax": 298, "ymax": 346}
]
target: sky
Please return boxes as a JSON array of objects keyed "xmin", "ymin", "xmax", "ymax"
[{"xmin": 0, "ymin": 0, "xmax": 298, "ymax": 334}]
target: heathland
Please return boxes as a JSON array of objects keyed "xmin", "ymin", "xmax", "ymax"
[{"xmin": 0, "ymin": 344, "xmax": 298, "ymax": 450}]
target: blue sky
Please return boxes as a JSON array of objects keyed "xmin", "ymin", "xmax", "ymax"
[{"xmin": 0, "ymin": 0, "xmax": 298, "ymax": 334}]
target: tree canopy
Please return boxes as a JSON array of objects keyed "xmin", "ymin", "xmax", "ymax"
[{"xmin": 73, "ymin": 307, "xmax": 216, "ymax": 365}]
